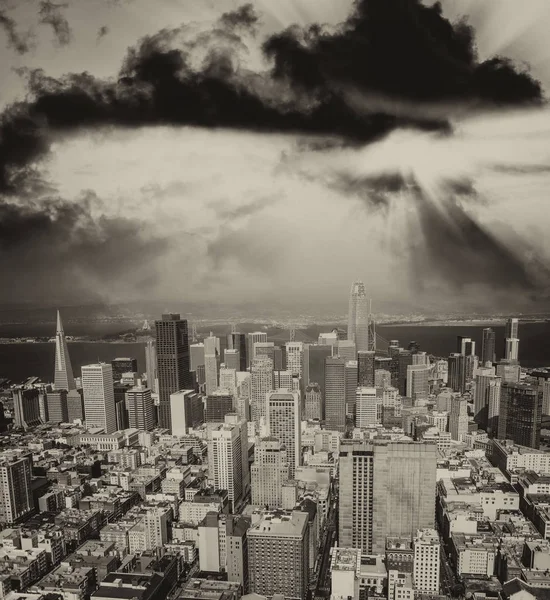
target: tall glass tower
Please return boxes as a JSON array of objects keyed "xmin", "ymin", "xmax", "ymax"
[{"xmin": 347, "ymin": 281, "xmax": 369, "ymax": 352}]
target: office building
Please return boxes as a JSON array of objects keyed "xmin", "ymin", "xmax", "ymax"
[
  {"xmin": 487, "ymin": 379, "xmax": 502, "ymax": 435},
  {"xmin": 190, "ymin": 343, "xmax": 205, "ymax": 372},
  {"xmin": 144, "ymin": 340, "xmax": 157, "ymax": 393},
  {"xmin": 206, "ymin": 391, "xmax": 234, "ymax": 423},
  {"xmin": 474, "ymin": 369, "xmax": 500, "ymax": 429},
  {"xmin": 406, "ymin": 364, "xmax": 432, "ymax": 401},
  {"xmin": 413, "ymin": 529, "xmax": 440, "ymax": 593},
  {"xmin": 496, "ymin": 361, "xmax": 521, "ymax": 383},
  {"xmin": 227, "ymin": 332, "xmax": 248, "ymax": 371},
  {"xmin": 505, "ymin": 338, "xmax": 520, "ymax": 362},
  {"xmin": 111, "ymin": 358, "xmax": 138, "ymax": 382},
  {"xmin": 114, "ymin": 382, "xmax": 130, "ymax": 430},
  {"xmin": 81, "ymin": 364, "xmax": 117, "ymax": 434},
  {"xmin": 248, "ymin": 509, "xmax": 309, "ymax": 600},
  {"xmin": 219, "ymin": 365, "xmax": 237, "ymax": 394},
  {"xmin": 170, "ymin": 390, "xmax": 204, "ymax": 435},
  {"xmin": 448, "ymin": 353, "xmax": 465, "ymax": 393},
  {"xmin": 155, "ymin": 314, "xmax": 191, "ymax": 430},
  {"xmin": 47, "ymin": 389, "xmax": 68, "ymax": 423},
  {"xmin": 375, "ymin": 369, "xmax": 391, "ymax": 389},
  {"xmin": 397, "ymin": 351, "xmax": 413, "ymax": 396},
  {"xmin": 266, "ymin": 390, "xmax": 301, "ymax": 478},
  {"xmin": 0, "ymin": 450, "xmax": 33, "ymax": 525},
  {"xmin": 54, "ymin": 310, "xmax": 76, "ymax": 391},
  {"xmin": 481, "ymin": 328, "xmax": 496, "ymax": 365},
  {"xmin": 304, "ymin": 384, "xmax": 322, "ymax": 420},
  {"xmin": 67, "ymin": 389, "xmax": 85, "ymax": 422},
  {"xmin": 506, "ymin": 317, "xmax": 519, "ymax": 339},
  {"xmin": 12, "ymin": 387, "xmax": 42, "ymax": 429},
  {"xmin": 357, "ymin": 351, "xmax": 375, "ymax": 387},
  {"xmin": 125, "ymin": 381, "xmax": 155, "ymax": 431},
  {"xmin": 318, "ymin": 331, "xmax": 339, "ymax": 348},
  {"xmin": 457, "ymin": 336, "xmax": 475, "ymax": 356},
  {"xmin": 248, "ymin": 332, "xmax": 268, "ymax": 367},
  {"xmin": 336, "ymin": 340, "xmax": 357, "ymax": 361},
  {"xmin": 356, "ymin": 387, "xmax": 379, "ymax": 428},
  {"xmin": 224, "ymin": 349, "xmax": 240, "ymax": 372},
  {"xmin": 339, "ymin": 441, "xmax": 437, "ymax": 554},
  {"xmin": 347, "ymin": 281, "xmax": 369, "ymax": 352},
  {"xmin": 286, "ymin": 342, "xmax": 304, "ymax": 377},
  {"xmin": 498, "ymin": 382, "xmax": 542, "ymax": 449},
  {"xmin": 204, "ymin": 334, "xmax": 220, "ymax": 396},
  {"xmin": 251, "ymin": 437, "xmax": 290, "ymax": 508},
  {"xmin": 304, "ymin": 344, "xmax": 332, "ymax": 403},
  {"xmin": 254, "ymin": 341, "xmax": 276, "ymax": 361},
  {"xmin": 543, "ymin": 380, "xmax": 550, "ymax": 415},
  {"xmin": 325, "ymin": 357, "xmax": 346, "ymax": 432},
  {"xmin": 345, "ymin": 360, "xmax": 358, "ymax": 415},
  {"xmin": 250, "ymin": 356, "xmax": 274, "ymax": 424},
  {"xmin": 274, "ymin": 370, "xmax": 293, "ymax": 390},
  {"xmin": 209, "ymin": 417, "xmax": 246, "ymax": 511},
  {"xmin": 449, "ymin": 396, "xmax": 468, "ymax": 442}
]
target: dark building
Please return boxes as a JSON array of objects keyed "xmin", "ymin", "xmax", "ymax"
[
  {"xmin": 273, "ymin": 346, "xmax": 285, "ymax": 371},
  {"xmin": 227, "ymin": 332, "xmax": 247, "ymax": 372},
  {"xmin": 397, "ymin": 351, "xmax": 413, "ymax": 396},
  {"xmin": 481, "ymin": 328, "xmax": 496, "ymax": 365},
  {"xmin": 498, "ymin": 383, "xmax": 542, "ymax": 449},
  {"xmin": 113, "ymin": 382, "xmax": 131, "ymax": 430},
  {"xmin": 46, "ymin": 390, "xmax": 68, "ymax": 424},
  {"xmin": 205, "ymin": 393, "xmax": 234, "ymax": 423},
  {"xmin": 304, "ymin": 344, "xmax": 333, "ymax": 404},
  {"xmin": 325, "ymin": 356, "xmax": 346, "ymax": 432},
  {"xmin": 67, "ymin": 389, "xmax": 85, "ymax": 422},
  {"xmin": 375, "ymin": 357, "xmax": 393, "ymax": 371},
  {"xmin": 407, "ymin": 341, "xmax": 420, "ymax": 353},
  {"xmin": 111, "ymin": 358, "xmax": 138, "ymax": 382},
  {"xmin": 358, "ymin": 351, "xmax": 375, "ymax": 387},
  {"xmin": 448, "ymin": 353, "xmax": 465, "ymax": 393},
  {"xmin": 155, "ymin": 314, "xmax": 191, "ymax": 431},
  {"xmin": 12, "ymin": 387, "xmax": 42, "ymax": 429}
]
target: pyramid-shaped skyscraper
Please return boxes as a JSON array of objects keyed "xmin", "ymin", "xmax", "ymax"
[{"xmin": 54, "ymin": 310, "xmax": 76, "ymax": 391}]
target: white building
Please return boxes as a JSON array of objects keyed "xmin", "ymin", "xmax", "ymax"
[
  {"xmin": 356, "ymin": 387, "xmax": 379, "ymax": 428},
  {"xmin": 219, "ymin": 365, "xmax": 237, "ymax": 395},
  {"xmin": 170, "ymin": 390, "xmax": 199, "ymax": 436},
  {"xmin": 81, "ymin": 363, "xmax": 116, "ymax": 434},
  {"xmin": 266, "ymin": 389, "xmax": 301, "ymax": 478},
  {"xmin": 250, "ymin": 357, "xmax": 274, "ymax": 424},
  {"xmin": 286, "ymin": 342, "xmax": 304, "ymax": 377},
  {"xmin": 413, "ymin": 528, "xmax": 440, "ymax": 593},
  {"xmin": 251, "ymin": 437, "xmax": 290, "ymax": 508}
]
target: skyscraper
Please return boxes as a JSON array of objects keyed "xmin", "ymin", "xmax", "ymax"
[
  {"xmin": 224, "ymin": 349, "xmax": 240, "ymax": 371},
  {"xmin": 345, "ymin": 360, "xmax": 358, "ymax": 416},
  {"xmin": 504, "ymin": 317, "xmax": 520, "ymax": 362},
  {"xmin": 155, "ymin": 314, "xmax": 191, "ymax": 431},
  {"xmin": 397, "ymin": 351, "xmax": 414, "ymax": 396},
  {"xmin": 347, "ymin": 281, "xmax": 369, "ymax": 352},
  {"xmin": 227, "ymin": 332, "xmax": 248, "ymax": 372},
  {"xmin": 304, "ymin": 383, "xmax": 322, "ymax": 420},
  {"xmin": 358, "ymin": 350, "xmax": 375, "ymax": 387},
  {"xmin": 219, "ymin": 364, "xmax": 237, "ymax": 394},
  {"xmin": 0, "ymin": 450, "xmax": 33, "ymax": 526},
  {"xmin": 81, "ymin": 363, "xmax": 117, "ymax": 434},
  {"xmin": 473, "ymin": 368, "xmax": 500, "ymax": 429},
  {"xmin": 498, "ymin": 382, "xmax": 542, "ymax": 449},
  {"xmin": 205, "ymin": 391, "xmax": 234, "ymax": 422},
  {"xmin": 336, "ymin": 340, "xmax": 357, "ymax": 361},
  {"xmin": 251, "ymin": 437, "xmax": 290, "ymax": 508},
  {"xmin": 481, "ymin": 328, "xmax": 496, "ymax": 365},
  {"xmin": 325, "ymin": 357, "xmax": 346, "ymax": 432},
  {"xmin": 406, "ymin": 364, "xmax": 433, "ymax": 401},
  {"xmin": 505, "ymin": 317, "xmax": 519, "ymax": 339},
  {"xmin": 303, "ymin": 344, "xmax": 332, "ymax": 406},
  {"xmin": 250, "ymin": 356, "xmax": 274, "ymax": 424},
  {"xmin": 413, "ymin": 529, "xmax": 440, "ymax": 593},
  {"xmin": 248, "ymin": 332, "xmax": 268, "ymax": 367},
  {"xmin": 111, "ymin": 358, "xmax": 138, "ymax": 382},
  {"xmin": 145, "ymin": 339, "xmax": 158, "ymax": 393},
  {"xmin": 285, "ymin": 342, "xmax": 304, "ymax": 378},
  {"xmin": 190, "ymin": 343, "xmax": 205, "ymax": 372},
  {"xmin": 266, "ymin": 390, "xmax": 301, "ymax": 478},
  {"xmin": 447, "ymin": 353, "xmax": 465, "ymax": 393},
  {"xmin": 54, "ymin": 310, "xmax": 75, "ymax": 391},
  {"xmin": 356, "ymin": 387, "xmax": 379, "ymax": 428},
  {"xmin": 170, "ymin": 390, "xmax": 204, "ymax": 435},
  {"xmin": 339, "ymin": 441, "xmax": 437, "ymax": 554},
  {"xmin": 126, "ymin": 381, "xmax": 155, "ymax": 431},
  {"xmin": 209, "ymin": 417, "xmax": 246, "ymax": 511},
  {"xmin": 449, "ymin": 396, "xmax": 468, "ymax": 442},
  {"xmin": 12, "ymin": 388, "xmax": 42, "ymax": 429}
]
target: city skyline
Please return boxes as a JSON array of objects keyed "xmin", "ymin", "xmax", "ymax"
[{"xmin": 1, "ymin": 1, "xmax": 550, "ymax": 312}]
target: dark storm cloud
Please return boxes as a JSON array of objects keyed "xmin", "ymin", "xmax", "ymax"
[
  {"xmin": 219, "ymin": 4, "xmax": 259, "ymax": 32},
  {"xmin": 0, "ymin": 0, "xmax": 545, "ymax": 304},
  {"xmin": 0, "ymin": 10, "xmax": 33, "ymax": 54},
  {"xmin": 0, "ymin": 192, "xmax": 170, "ymax": 304},
  {"xmin": 38, "ymin": 1, "xmax": 71, "ymax": 46}
]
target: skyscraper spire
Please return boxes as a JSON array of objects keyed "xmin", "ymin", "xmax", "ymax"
[{"xmin": 54, "ymin": 310, "xmax": 76, "ymax": 391}]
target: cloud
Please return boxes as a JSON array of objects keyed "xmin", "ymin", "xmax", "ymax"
[
  {"xmin": 219, "ymin": 4, "xmax": 260, "ymax": 32},
  {"xmin": 0, "ymin": 9, "xmax": 34, "ymax": 54},
  {"xmin": 97, "ymin": 25, "xmax": 109, "ymax": 43},
  {"xmin": 38, "ymin": 1, "xmax": 72, "ymax": 46}
]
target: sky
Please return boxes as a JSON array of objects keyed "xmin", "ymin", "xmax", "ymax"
[{"xmin": 1, "ymin": 0, "xmax": 550, "ymax": 314}]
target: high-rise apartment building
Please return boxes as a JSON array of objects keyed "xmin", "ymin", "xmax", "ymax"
[
  {"xmin": 498, "ymin": 383, "xmax": 542, "ymax": 449},
  {"xmin": 347, "ymin": 281, "xmax": 369, "ymax": 352},
  {"xmin": 358, "ymin": 351, "xmax": 375, "ymax": 387},
  {"xmin": 339, "ymin": 441, "xmax": 437, "ymax": 554},
  {"xmin": 250, "ymin": 356, "xmax": 274, "ymax": 424},
  {"xmin": 248, "ymin": 509, "xmax": 309, "ymax": 600},
  {"xmin": 251, "ymin": 437, "xmax": 290, "ymax": 508},
  {"xmin": 227, "ymin": 332, "xmax": 248, "ymax": 372},
  {"xmin": 304, "ymin": 384, "xmax": 322, "ymax": 420},
  {"xmin": 0, "ymin": 450, "xmax": 33, "ymax": 525},
  {"xmin": 325, "ymin": 357, "xmax": 347, "ymax": 432},
  {"xmin": 449, "ymin": 396, "xmax": 468, "ymax": 442},
  {"xmin": 144, "ymin": 339, "xmax": 157, "ymax": 392},
  {"xmin": 111, "ymin": 358, "xmax": 138, "ymax": 382},
  {"xmin": 81, "ymin": 363, "xmax": 117, "ymax": 433},
  {"xmin": 54, "ymin": 310, "xmax": 76, "ymax": 391},
  {"xmin": 356, "ymin": 387, "xmax": 379, "ymax": 428},
  {"xmin": 413, "ymin": 529, "xmax": 440, "ymax": 593},
  {"xmin": 155, "ymin": 314, "xmax": 191, "ymax": 430},
  {"xmin": 170, "ymin": 390, "xmax": 204, "ymax": 435},
  {"xmin": 286, "ymin": 342, "xmax": 304, "ymax": 378},
  {"xmin": 125, "ymin": 381, "xmax": 155, "ymax": 431},
  {"xmin": 209, "ymin": 417, "xmax": 246, "ymax": 511},
  {"xmin": 481, "ymin": 328, "xmax": 496, "ymax": 365},
  {"xmin": 266, "ymin": 390, "xmax": 301, "ymax": 478}
]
